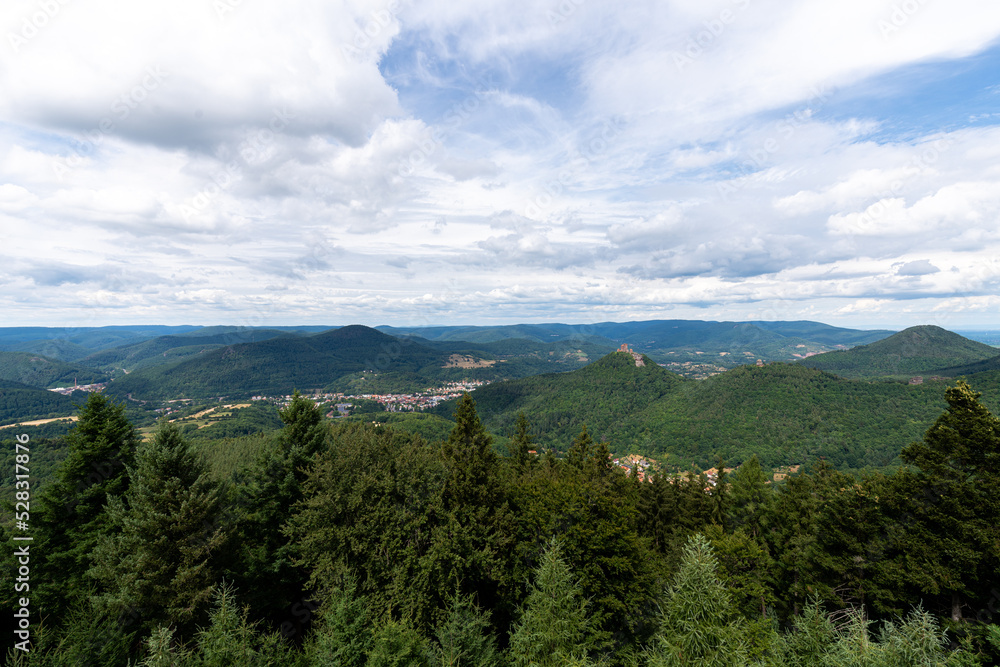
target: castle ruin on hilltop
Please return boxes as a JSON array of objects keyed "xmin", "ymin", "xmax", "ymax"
[{"xmin": 618, "ymin": 343, "xmax": 645, "ymax": 367}]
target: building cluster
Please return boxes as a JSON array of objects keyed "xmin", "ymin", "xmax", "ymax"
[
  {"xmin": 48, "ymin": 382, "xmax": 106, "ymax": 395},
  {"xmin": 255, "ymin": 381, "xmax": 491, "ymax": 416},
  {"xmin": 613, "ymin": 453, "xmax": 658, "ymax": 482}
]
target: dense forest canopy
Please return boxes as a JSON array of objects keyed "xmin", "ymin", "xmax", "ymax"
[{"xmin": 3, "ymin": 381, "xmax": 1000, "ymax": 665}]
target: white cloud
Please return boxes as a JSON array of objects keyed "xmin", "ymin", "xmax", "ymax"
[{"xmin": 3, "ymin": 1, "xmax": 1000, "ymax": 327}]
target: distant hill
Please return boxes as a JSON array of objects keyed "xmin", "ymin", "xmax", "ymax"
[
  {"xmin": 931, "ymin": 353, "xmax": 1000, "ymax": 378},
  {"xmin": 450, "ymin": 351, "xmax": 991, "ymax": 470},
  {"xmin": 0, "ymin": 379, "xmax": 81, "ymax": 424},
  {"xmin": 459, "ymin": 348, "xmax": 687, "ymax": 447},
  {"xmin": 0, "ymin": 325, "xmax": 335, "ymax": 362},
  {"xmin": 0, "ymin": 352, "xmax": 108, "ymax": 388},
  {"xmin": 105, "ymin": 325, "xmax": 444, "ymax": 400},
  {"xmin": 0, "ymin": 326, "xmax": 203, "ymax": 360},
  {"xmin": 381, "ymin": 319, "xmax": 895, "ymax": 376},
  {"xmin": 104, "ymin": 325, "xmax": 619, "ymax": 401},
  {"xmin": 81, "ymin": 329, "xmax": 302, "ymax": 372},
  {"xmin": 797, "ymin": 325, "xmax": 999, "ymax": 379}
]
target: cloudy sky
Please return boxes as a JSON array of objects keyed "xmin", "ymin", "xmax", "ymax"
[{"xmin": 3, "ymin": 0, "xmax": 1000, "ymax": 330}]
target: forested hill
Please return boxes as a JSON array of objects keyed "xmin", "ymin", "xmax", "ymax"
[
  {"xmin": 80, "ymin": 328, "xmax": 301, "ymax": 372},
  {"xmin": 102, "ymin": 326, "xmax": 619, "ymax": 400},
  {"xmin": 0, "ymin": 351, "xmax": 108, "ymax": 388},
  {"xmin": 463, "ymin": 349, "xmax": 688, "ymax": 445},
  {"xmin": 797, "ymin": 325, "xmax": 998, "ymax": 379},
  {"xmin": 104, "ymin": 325, "xmax": 445, "ymax": 400},
  {"xmin": 381, "ymin": 319, "xmax": 895, "ymax": 369},
  {"xmin": 0, "ymin": 378, "xmax": 81, "ymax": 424},
  {"xmin": 459, "ymin": 352, "xmax": 1000, "ymax": 470}
]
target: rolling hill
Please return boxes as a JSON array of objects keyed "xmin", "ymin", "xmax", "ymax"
[
  {"xmin": 381, "ymin": 319, "xmax": 895, "ymax": 375},
  {"xmin": 0, "ymin": 379, "xmax": 81, "ymax": 425},
  {"xmin": 0, "ymin": 352, "xmax": 108, "ymax": 388},
  {"xmin": 797, "ymin": 325, "xmax": 999, "ymax": 379},
  {"xmin": 104, "ymin": 325, "xmax": 444, "ymax": 400},
  {"xmin": 446, "ymin": 349, "xmax": 994, "ymax": 471},
  {"xmin": 0, "ymin": 325, "xmax": 203, "ymax": 361},
  {"xmin": 103, "ymin": 325, "xmax": 625, "ymax": 401},
  {"xmin": 80, "ymin": 329, "xmax": 303, "ymax": 372}
]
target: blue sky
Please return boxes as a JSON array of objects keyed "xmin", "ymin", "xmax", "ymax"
[{"xmin": 2, "ymin": 0, "xmax": 1000, "ymax": 330}]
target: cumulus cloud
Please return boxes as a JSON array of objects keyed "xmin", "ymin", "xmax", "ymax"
[{"xmin": 3, "ymin": 1, "xmax": 1000, "ymax": 327}]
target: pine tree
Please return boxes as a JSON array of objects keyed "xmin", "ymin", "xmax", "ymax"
[
  {"xmin": 226, "ymin": 390, "xmax": 328, "ymax": 623},
  {"xmin": 306, "ymin": 576, "xmax": 375, "ymax": 667},
  {"xmin": 438, "ymin": 393, "xmax": 514, "ymax": 632},
  {"xmin": 510, "ymin": 412, "xmax": 534, "ymax": 472},
  {"xmin": 878, "ymin": 381, "xmax": 1000, "ymax": 620},
  {"xmin": 89, "ymin": 423, "xmax": 228, "ymax": 637},
  {"xmin": 567, "ymin": 425, "xmax": 593, "ymax": 470},
  {"xmin": 432, "ymin": 590, "xmax": 502, "ymax": 667},
  {"xmin": 367, "ymin": 620, "xmax": 432, "ymax": 667},
  {"xmin": 190, "ymin": 583, "xmax": 302, "ymax": 667},
  {"xmin": 34, "ymin": 392, "xmax": 139, "ymax": 619},
  {"xmin": 508, "ymin": 538, "xmax": 592, "ymax": 667},
  {"xmin": 726, "ymin": 455, "xmax": 772, "ymax": 539},
  {"xmin": 646, "ymin": 533, "xmax": 749, "ymax": 667}
]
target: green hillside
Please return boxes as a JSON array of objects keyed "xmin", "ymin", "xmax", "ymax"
[
  {"xmin": 0, "ymin": 352, "xmax": 108, "ymax": 388},
  {"xmin": 0, "ymin": 325, "xmax": 202, "ymax": 357},
  {"xmin": 462, "ymin": 349, "xmax": 687, "ymax": 445},
  {"xmin": 0, "ymin": 379, "xmax": 81, "ymax": 424},
  {"xmin": 105, "ymin": 325, "xmax": 445, "ymax": 400},
  {"xmin": 931, "ymin": 353, "xmax": 1000, "ymax": 377},
  {"xmin": 797, "ymin": 325, "xmax": 998, "ymax": 379},
  {"xmin": 456, "ymin": 353, "xmax": 987, "ymax": 471},
  {"xmin": 753, "ymin": 320, "xmax": 893, "ymax": 346},
  {"xmin": 103, "ymin": 326, "xmax": 619, "ymax": 401},
  {"xmin": 382, "ymin": 319, "xmax": 896, "ymax": 375},
  {"xmin": 81, "ymin": 329, "xmax": 300, "ymax": 372}
]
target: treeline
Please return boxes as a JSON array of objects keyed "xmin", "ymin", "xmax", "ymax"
[{"xmin": 3, "ymin": 383, "xmax": 1000, "ymax": 665}]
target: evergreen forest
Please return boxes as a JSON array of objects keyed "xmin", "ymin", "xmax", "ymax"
[{"xmin": 3, "ymin": 381, "xmax": 1000, "ymax": 665}]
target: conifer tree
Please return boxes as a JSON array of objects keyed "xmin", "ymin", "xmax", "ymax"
[
  {"xmin": 878, "ymin": 380, "xmax": 1000, "ymax": 620},
  {"xmin": 727, "ymin": 455, "xmax": 772, "ymax": 538},
  {"xmin": 190, "ymin": 583, "xmax": 301, "ymax": 666},
  {"xmin": 646, "ymin": 533, "xmax": 749, "ymax": 667},
  {"xmin": 89, "ymin": 423, "xmax": 228, "ymax": 637},
  {"xmin": 438, "ymin": 393, "xmax": 514, "ymax": 631},
  {"xmin": 306, "ymin": 576, "xmax": 375, "ymax": 667},
  {"xmin": 34, "ymin": 392, "xmax": 139, "ymax": 618},
  {"xmin": 367, "ymin": 620, "xmax": 432, "ymax": 667},
  {"xmin": 567, "ymin": 424, "xmax": 593, "ymax": 470},
  {"xmin": 227, "ymin": 390, "xmax": 328, "ymax": 622},
  {"xmin": 586, "ymin": 437, "xmax": 613, "ymax": 481},
  {"xmin": 508, "ymin": 539, "xmax": 592, "ymax": 667},
  {"xmin": 432, "ymin": 590, "xmax": 502, "ymax": 667},
  {"xmin": 510, "ymin": 412, "xmax": 534, "ymax": 472}
]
